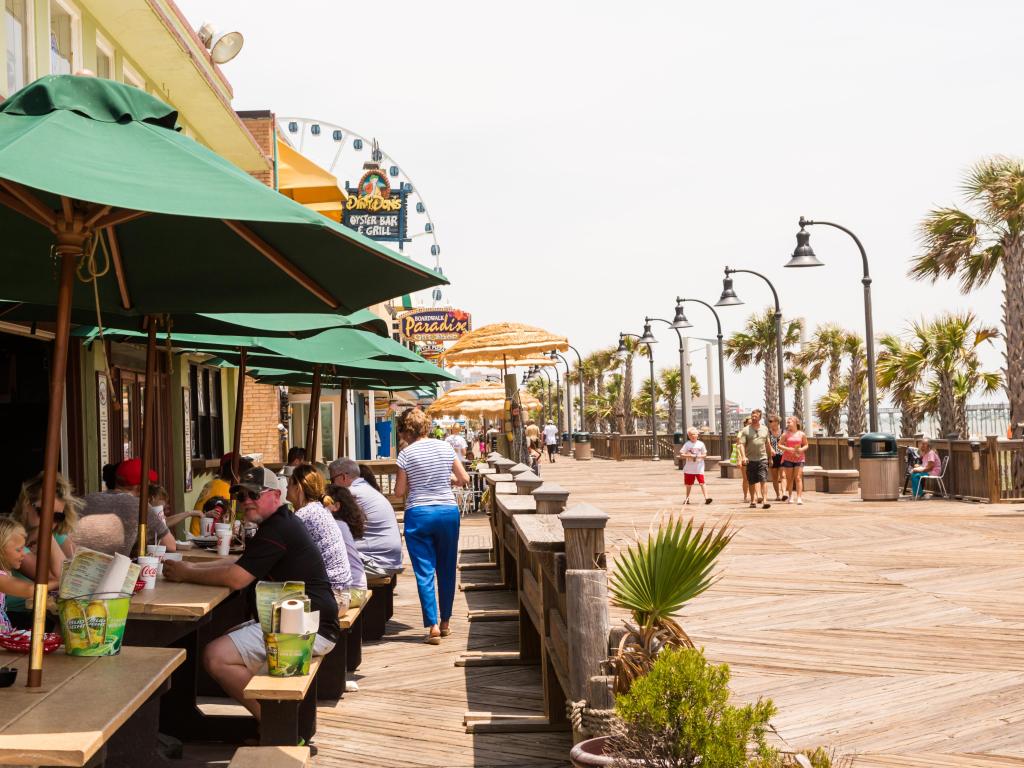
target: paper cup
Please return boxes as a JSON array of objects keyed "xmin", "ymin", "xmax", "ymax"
[
  {"xmin": 217, "ymin": 532, "xmax": 231, "ymax": 556},
  {"xmin": 200, "ymin": 517, "xmax": 214, "ymax": 536},
  {"xmin": 137, "ymin": 557, "xmax": 159, "ymax": 589}
]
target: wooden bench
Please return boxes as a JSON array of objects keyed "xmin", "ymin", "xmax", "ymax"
[
  {"xmin": 0, "ymin": 647, "xmax": 184, "ymax": 768},
  {"xmin": 362, "ymin": 573, "xmax": 396, "ymax": 641},
  {"xmin": 317, "ymin": 592, "xmax": 371, "ymax": 700},
  {"xmin": 802, "ymin": 465, "xmax": 825, "ymax": 492},
  {"xmin": 822, "ymin": 469, "xmax": 859, "ymax": 494},
  {"xmin": 720, "ymin": 461, "xmax": 743, "ymax": 479},
  {"xmin": 229, "ymin": 746, "xmax": 310, "ymax": 767},
  {"xmin": 243, "ymin": 658, "xmax": 321, "ymax": 747}
]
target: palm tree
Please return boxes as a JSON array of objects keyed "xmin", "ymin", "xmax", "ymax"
[
  {"xmin": 617, "ymin": 337, "xmax": 646, "ymax": 434},
  {"xmin": 796, "ymin": 324, "xmax": 848, "ymax": 435},
  {"xmin": 784, "ymin": 366, "xmax": 810, "ymax": 426},
  {"xmin": 844, "ymin": 331, "xmax": 867, "ymax": 436},
  {"xmin": 876, "ymin": 333, "xmax": 928, "ymax": 437},
  {"xmin": 658, "ymin": 368, "xmax": 681, "ymax": 434},
  {"xmin": 815, "ymin": 385, "xmax": 848, "ymax": 434},
  {"xmin": 909, "ymin": 157, "xmax": 1024, "ymax": 438},
  {"xmin": 916, "ymin": 312, "xmax": 1002, "ymax": 438},
  {"xmin": 724, "ymin": 308, "xmax": 802, "ymax": 414},
  {"xmin": 632, "ymin": 377, "xmax": 667, "ymax": 434}
]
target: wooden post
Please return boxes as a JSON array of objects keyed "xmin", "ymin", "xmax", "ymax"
[
  {"xmin": 558, "ymin": 503, "xmax": 610, "ymax": 572},
  {"xmin": 565, "ymin": 569, "xmax": 610, "ymax": 742},
  {"xmin": 515, "ymin": 470, "xmax": 543, "ymax": 496},
  {"xmin": 304, "ymin": 367, "xmax": 322, "ymax": 462},
  {"xmin": 610, "ymin": 432, "xmax": 622, "ymax": 462},
  {"xmin": 986, "ymin": 435, "xmax": 1001, "ymax": 503},
  {"xmin": 533, "ymin": 482, "xmax": 570, "ymax": 515},
  {"xmin": 231, "ymin": 347, "xmax": 247, "ymax": 482},
  {"xmin": 493, "ymin": 457, "xmax": 515, "ymax": 474},
  {"xmin": 508, "ymin": 462, "xmax": 531, "ymax": 477},
  {"xmin": 137, "ymin": 319, "xmax": 158, "ymax": 554}
]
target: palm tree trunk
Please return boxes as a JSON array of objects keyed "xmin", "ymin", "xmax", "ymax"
[
  {"xmin": 665, "ymin": 391, "xmax": 677, "ymax": 435},
  {"xmin": 954, "ymin": 394, "xmax": 969, "ymax": 439},
  {"xmin": 825, "ymin": 362, "xmax": 842, "ymax": 435},
  {"xmin": 1003, "ymin": 241, "xmax": 1024, "ymax": 490},
  {"xmin": 899, "ymin": 405, "xmax": 922, "ymax": 438},
  {"xmin": 938, "ymin": 377, "xmax": 957, "ymax": 438},
  {"xmin": 763, "ymin": 355, "xmax": 778, "ymax": 416},
  {"xmin": 847, "ymin": 352, "xmax": 866, "ymax": 435},
  {"xmin": 793, "ymin": 387, "xmax": 804, "ymax": 425},
  {"xmin": 623, "ymin": 355, "xmax": 635, "ymax": 434}
]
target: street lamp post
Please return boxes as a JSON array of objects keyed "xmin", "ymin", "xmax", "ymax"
[
  {"xmin": 675, "ymin": 298, "xmax": 730, "ymax": 459},
  {"xmin": 645, "ymin": 316, "xmax": 691, "ymax": 433},
  {"xmin": 550, "ymin": 360, "xmax": 562, "ymax": 435},
  {"xmin": 788, "ymin": 217, "xmax": 879, "ymax": 433},
  {"xmin": 717, "ymin": 267, "xmax": 786, "ymax": 420},
  {"xmin": 567, "ymin": 344, "xmax": 585, "ymax": 433},
  {"xmin": 619, "ymin": 325, "xmax": 659, "ymax": 460},
  {"xmin": 552, "ymin": 351, "xmax": 573, "ymax": 446},
  {"xmin": 536, "ymin": 366, "xmax": 553, "ymax": 425}
]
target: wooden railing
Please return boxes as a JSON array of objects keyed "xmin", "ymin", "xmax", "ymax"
[{"xmin": 594, "ymin": 432, "xmax": 1024, "ymax": 503}]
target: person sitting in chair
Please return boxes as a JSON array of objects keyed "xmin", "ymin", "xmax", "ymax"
[{"xmin": 910, "ymin": 438, "xmax": 941, "ymax": 498}]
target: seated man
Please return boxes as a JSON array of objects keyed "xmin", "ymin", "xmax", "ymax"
[
  {"xmin": 327, "ymin": 458, "xmax": 403, "ymax": 573},
  {"xmin": 162, "ymin": 466, "xmax": 339, "ymax": 719},
  {"xmin": 76, "ymin": 458, "xmax": 175, "ymax": 556}
]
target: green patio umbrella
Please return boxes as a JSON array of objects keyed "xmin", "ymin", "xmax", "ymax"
[{"xmin": 0, "ymin": 75, "xmax": 445, "ymax": 685}]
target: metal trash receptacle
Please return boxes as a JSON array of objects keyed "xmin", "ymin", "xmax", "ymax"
[
  {"xmin": 560, "ymin": 431, "xmax": 572, "ymax": 456},
  {"xmin": 573, "ymin": 432, "xmax": 592, "ymax": 461},
  {"xmin": 859, "ymin": 432, "xmax": 900, "ymax": 501}
]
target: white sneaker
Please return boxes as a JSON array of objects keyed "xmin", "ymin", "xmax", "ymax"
[
  {"xmin": 788, "ymin": 497, "xmax": 794, "ymax": 504},
  {"xmin": 796, "ymin": 498, "xmax": 803, "ymax": 505},
  {"xmin": 345, "ymin": 680, "xmax": 360, "ymax": 692}
]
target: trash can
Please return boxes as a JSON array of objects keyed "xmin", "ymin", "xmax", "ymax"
[
  {"xmin": 560, "ymin": 431, "xmax": 572, "ymax": 457},
  {"xmin": 672, "ymin": 431, "xmax": 685, "ymax": 469},
  {"xmin": 859, "ymin": 432, "xmax": 900, "ymax": 501},
  {"xmin": 573, "ymin": 432, "xmax": 592, "ymax": 461}
]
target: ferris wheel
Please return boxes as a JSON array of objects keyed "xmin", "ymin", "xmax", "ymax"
[{"xmin": 276, "ymin": 116, "xmax": 446, "ymax": 304}]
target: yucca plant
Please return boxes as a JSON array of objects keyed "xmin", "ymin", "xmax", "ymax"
[{"xmin": 608, "ymin": 515, "xmax": 734, "ymax": 694}]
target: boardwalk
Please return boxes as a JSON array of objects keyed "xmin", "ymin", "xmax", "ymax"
[{"xmin": 196, "ymin": 458, "xmax": 1024, "ymax": 767}]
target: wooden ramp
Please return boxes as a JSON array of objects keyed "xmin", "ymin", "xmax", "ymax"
[
  {"xmin": 537, "ymin": 457, "xmax": 1024, "ymax": 768},
  {"xmin": 313, "ymin": 513, "xmax": 571, "ymax": 767}
]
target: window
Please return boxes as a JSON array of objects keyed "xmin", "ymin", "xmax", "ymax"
[
  {"xmin": 189, "ymin": 363, "xmax": 224, "ymax": 460},
  {"xmin": 48, "ymin": 0, "xmax": 80, "ymax": 76},
  {"xmin": 95, "ymin": 33, "xmax": 112, "ymax": 79},
  {"xmin": 4, "ymin": 0, "xmax": 30, "ymax": 95},
  {"xmin": 121, "ymin": 59, "xmax": 143, "ymax": 90},
  {"xmin": 290, "ymin": 401, "xmax": 335, "ymax": 461}
]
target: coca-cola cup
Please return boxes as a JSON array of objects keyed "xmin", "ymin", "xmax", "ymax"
[{"xmin": 137, "ymin": 556, "xmax": 159, "ymax": 590}]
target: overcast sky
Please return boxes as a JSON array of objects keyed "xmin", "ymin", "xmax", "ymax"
[{"xmin": 178, "ymin": 0, "xmax": 1019, "ymax": 411}]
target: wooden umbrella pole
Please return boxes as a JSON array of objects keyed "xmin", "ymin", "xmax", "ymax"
[
  {"xmin": 305, "ymin": 366, "xmax": 322, "ymax": 462},
  {"xmin": 136, "ymin": 319, "xmax": 158, "ymax": 556},
  {"xmin": 231, "ymin": 348, "xmax": 248, "ymax": 482},
  {"xmin": 28, "ymin": 243, "xmax": 78, "ymax": 687},
  {"xmin": 340, "ymin": 384, "xmax": 348, "ymax": 457}
]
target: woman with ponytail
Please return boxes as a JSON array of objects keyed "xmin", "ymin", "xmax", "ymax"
[{"xmin": 287, "ymin": 464, "xmax": 352, "ymax": 612}]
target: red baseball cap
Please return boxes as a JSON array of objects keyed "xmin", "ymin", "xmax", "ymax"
[{"xmin": 116, "ymin": 458, "xmax": 158, "ymax": 487}]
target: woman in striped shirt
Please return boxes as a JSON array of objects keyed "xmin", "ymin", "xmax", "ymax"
[{"xmin": 394, "ymin": 408, "xmax": 471, "ymax": 644}]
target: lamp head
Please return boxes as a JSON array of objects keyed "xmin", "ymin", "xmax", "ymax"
[
  {"xmin": 616, "ymin": 335, "xmax": 629, "ymax": 357},
  {"xmin": 785, "ymin": 224, "xmax": 823, "ymax": 268},
  {"xmin": 715, "ymin": 276, "xmax": 743, "ymax": 307},
  {"xmin": 639, "ymin": 322, "xmax": 658, "ymax": 345},
  {"xmin": 671, "ymin": 300, "xmax": 692, "ymax": 329}
]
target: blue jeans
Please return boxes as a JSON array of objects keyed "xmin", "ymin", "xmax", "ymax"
[{"xmin": 404, "ymin": 504, "xmax": 460, "ymax": 627}]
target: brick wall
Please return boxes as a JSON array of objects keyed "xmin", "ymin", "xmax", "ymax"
[
  {"xmin": 240, "ymin": 377, "xmax": 282, "ymax": 462},
  {"xmin": 238, "ymin": 110, "xmax": 275, "ymax": 187}
]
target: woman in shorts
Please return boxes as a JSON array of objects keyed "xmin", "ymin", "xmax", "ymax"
[
  {"xmin": 780, "ymin": 415, "xmax": 808, "ymax": 504},
  {"xmin": 767, "ymin": 415, "xmax": 784, "ymax": 501}
]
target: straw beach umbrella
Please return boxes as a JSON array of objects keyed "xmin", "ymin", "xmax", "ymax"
[
  {"xmin": 427, "ymin": 381, "xmax": 541, "ymax": 417},
  {"xmin": 441, "ymin": 322, "xmax": 569, "ymax": 370},
  {"xmin": 0, "ymin": 75, "xmax": 446, "ymax": 684}
]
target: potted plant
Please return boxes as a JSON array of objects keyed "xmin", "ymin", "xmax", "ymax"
[{"xmin": 571, "ymin": 646, "xmax": 843, "ymax": 768}]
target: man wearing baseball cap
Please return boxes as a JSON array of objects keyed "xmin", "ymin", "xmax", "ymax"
[
  {"xmin": 163, "ymin": 465, "xmax": 339, "ymax": 722},
  {"xmin": 77, "ymin": 458, "xmax": 175, "ymax": 557}
]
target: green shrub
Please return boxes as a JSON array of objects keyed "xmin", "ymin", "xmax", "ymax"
[{"xmin": 607, "ymin": 646, "xmax": 776, "ymax": 768}]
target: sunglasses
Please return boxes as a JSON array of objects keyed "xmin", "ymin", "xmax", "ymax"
[
  {"xmin": 233, "ymin": 488, "xmax": 270, "ymax": 502},
  {"xmin": 32, "ymin": 504, "xmax": 66, "ymax": 524}
]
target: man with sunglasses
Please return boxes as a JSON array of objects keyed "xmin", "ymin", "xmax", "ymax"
[{"xmin": 162, "ymin": 466, "xmax": 339, "ymax": 721}]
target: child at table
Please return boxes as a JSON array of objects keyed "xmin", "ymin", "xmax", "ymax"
[{"xmin": 0, "ymin": 518, "xmax": 35, "ymax": 633}]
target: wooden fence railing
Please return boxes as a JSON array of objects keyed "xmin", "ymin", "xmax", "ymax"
[{"xmin": 589, "ymin": 432, "xmax": 1024, "ymax": 503}]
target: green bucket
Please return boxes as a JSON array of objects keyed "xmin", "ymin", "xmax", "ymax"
[
  {"xmin": 58, "ymin": 593, "xmax": 131, "ymax": 656},
  {"xmin": 264, "ymin": 632, "xmax": 316, "ymax": 677}
]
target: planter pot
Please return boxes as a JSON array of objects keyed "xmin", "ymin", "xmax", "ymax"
[{"xmin": 570, "ymin": 736, "xmax": 613, "ymax": 767}]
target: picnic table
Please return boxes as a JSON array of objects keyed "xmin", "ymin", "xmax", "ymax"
[
  {"xmin": 126, "ymin": 576, "xmax": 256, "ymax": 743},
  {"xmin": 0, "ymin": 646, "xmax": 183, "ymax": 767}
]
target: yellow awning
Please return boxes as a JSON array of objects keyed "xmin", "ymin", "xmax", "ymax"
[{"xmin": 277, "ymin": 140, "xmax": 345, "ymax": 205}]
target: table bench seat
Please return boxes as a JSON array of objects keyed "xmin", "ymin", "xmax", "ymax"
[
  {"xmin": 363, "ymin": 574, "xmax": 396, "ymax": 641},
  {"xmin": 318, "ymin": 592, "xmax": 371, "ymax": 700},
  {"xmin": 243, "ymin": 659, "xmax": 321, "ymax": 747},
  {"xmin": 229, "ymin": 746, "xmax": 310, "ymax": 767}
]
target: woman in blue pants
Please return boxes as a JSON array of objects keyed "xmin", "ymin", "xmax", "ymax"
[{"xmin": 394, "ymin": 408, "xmax": 470, "ymax": 644}]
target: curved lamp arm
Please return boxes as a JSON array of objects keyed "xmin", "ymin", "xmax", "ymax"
[
  {"xmin": 645, "ymin": 317, "xmax": 683, "ymax": 348},
  {"xmin": 678, "ymin": 297, "xmax": 723, "ymax": 337},
  {"xmin": 724, "ymin": 266, "xmax": 780, "ymax": 312},
  {"xmin": 800, "ymin": 217, "xmax": 870, "ymax": 281}
]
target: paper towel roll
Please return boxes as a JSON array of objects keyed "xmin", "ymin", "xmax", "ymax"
[
  {"xmin": 278, "ymin": 599, "xmax": 306, "ymax": 634},
  {"xmin": 96, "ymin": 553, "xmax": 132, "ymax": 595}
]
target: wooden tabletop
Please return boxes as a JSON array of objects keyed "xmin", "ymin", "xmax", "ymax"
[
  {"xmin": 129, "ymin": 579, "xmax": 232, "ymax": 621},
  {"xmin": 0, "ymin": 646, "xmax": 184, "ymax": 766},
  {"xmin": 513, "ymin": 514, "xmax": 565, "ymax": 552}
]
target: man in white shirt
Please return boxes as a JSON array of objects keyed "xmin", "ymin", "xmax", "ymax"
[{"xmin": 542, "ymin": 420, "xmax": 560, "ymax": 463}]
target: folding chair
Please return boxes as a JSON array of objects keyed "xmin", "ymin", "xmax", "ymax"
[{"xmin": 917, "ymin": 455, "xmax": 949, "ymax": 499}]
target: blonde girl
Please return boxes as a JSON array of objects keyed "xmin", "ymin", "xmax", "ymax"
[{"xmin": 0, "ymin": 518, "xmax": 35, "ymax": 633}]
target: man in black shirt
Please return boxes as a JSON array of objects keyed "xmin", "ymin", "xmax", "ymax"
[{"xmin": 163, "ymin": 466, "xmax": 339, "ymax": 718}]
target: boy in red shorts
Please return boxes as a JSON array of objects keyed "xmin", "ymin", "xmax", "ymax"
[{"xmin": 679, "ymin": 427, "xmax": 712, "ymax": 505}]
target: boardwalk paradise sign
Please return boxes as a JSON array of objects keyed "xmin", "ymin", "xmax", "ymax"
[{"xmin": 399, "ymin": 309, "xmax": 471, "ymax": 342}]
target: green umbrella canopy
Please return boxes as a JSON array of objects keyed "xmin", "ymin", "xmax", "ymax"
[
  {"xmin": 247, "ymin": 366, "xmax": 428, "ymax": 391},
  {"xmin": 72, "ymin": 325, "xmax": 427, "ymax": 366},
  {"xmin": 0, "ymin": 76, "xmax": 446, "ymax": 314},
  {"xmin": 0, "ymin": 301, "xmax": 389, "ymax": 338}
]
